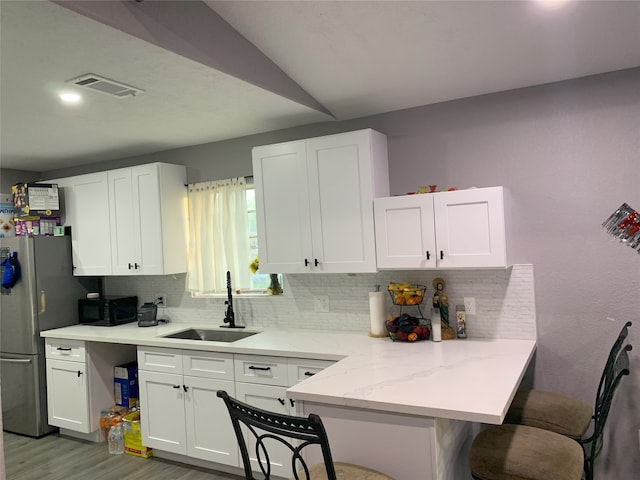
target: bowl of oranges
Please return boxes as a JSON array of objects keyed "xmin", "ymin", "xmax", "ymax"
[
  {"xmin": 387, "ymin": 282, "xmax": 427, "ymax": 306},
  {"xmin": 386, "ymin": 314, "xmax": 430, "ymax": 342}
]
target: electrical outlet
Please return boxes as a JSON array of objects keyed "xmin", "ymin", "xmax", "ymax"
[
  {"xmin": 314, "ymin": 295, "xmax": 330, "ymax": 313},
  {"xmin": 155, "ymin": 293, "xmax": 167, "ymax": 307},
  {"xmin": 463, "ymin": 297, "xmax": 476, "ymax": 315}
]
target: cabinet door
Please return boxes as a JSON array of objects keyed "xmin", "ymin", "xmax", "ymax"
[
  {"xmin": 306, "ymin": 130, "xmax": 379, "ymax": 273},
  {"xmin": 64, "ymin": 173, "xmax": 112, "ymax": 275},
  {"xmin": 132, "ymin": 164, "xmax": 165, "ymax": 275},
  {"xmin": 184, "ymin": 376, "xmax": 238, "ymax": 466},
  {"xmin": 374, "ymin": 195, "xmax": 437, "ymax": 269},
  {"xmin": 433, "ymin": 187, "xmax": 506, "ymax": 268},
  {"xmin": 46, "ymin": 358, "xmax": 90, "ymax": 433},
  {"xmin": 138, "ymin": 370, "xmax": 187, "ymax": 454},
  {"xmin": 108, "ymin": 168, "xmax": 138, "ymax": 275},
  {"xmin": 235, "ymin": 382, "xmax": 292, "ymax": 478},
  {"xmin": 252, "ymin": 140, "xmax": 312, "ymax": 273}
]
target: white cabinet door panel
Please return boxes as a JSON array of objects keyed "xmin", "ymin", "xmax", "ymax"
[
  {"xmin": 184, "ymin": 376, "xmax": 237, "ymax": 466},
  {"xmin": 108, "ymin": 168, "xmax": 137, "ymax": 275},
  {"xmin": 138, "ymin": 370, "xmax": 187, "ymax": 454},
  {"xmin": 374, "ymin": 195, "xmax": 437, "ymax": 269},
  {"xmin": 307, "ymin": 132, "xmax": 376, "ymax": 272},
  {"xmin": 65, "ymin": 173, "xmax": 112, "ymax": 275},
  {"xmin": 46, "ymin": 358, "xmax": 89, "ymax": 432},
  {"xmin": 235, "ymin": 382, "xmax": 291, "ymax": 479},
  {"xmin": 234, "ymin": 355, "xmax": 288, "ymax": 386},
  {"xmin": 183, "ymin": 351, "xmax": 234, "ymax": 381},
  {"xmin": 133, "ymin": 164, "xmax": 164, "ymax": 274},
  {"xmin": 253, "ymin": 140, "xmax": 311, "ymax": 273},
  {"xmin": 433, "ymin": 187, "xmax": 506, "ymax": 268}
]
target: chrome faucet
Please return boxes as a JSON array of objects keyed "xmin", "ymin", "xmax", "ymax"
[{"xmin": 221, "ymin": 271, "xmax": 244, "ymax": 329}]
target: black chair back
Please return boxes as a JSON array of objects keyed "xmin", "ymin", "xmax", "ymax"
[
  {"xmin": 583, "ymin": 343, "xmax": 632, "ymax": 480},
  {"xmin": 217, "ymin": 390, "xmax": 336, "ymax": 480},
  {"xmin": 594, "ymin": 321, "xmax": 632, "ymax": 411}
]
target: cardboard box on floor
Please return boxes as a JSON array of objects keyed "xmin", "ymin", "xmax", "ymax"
[{"xmin": 122, "ymin": 411, "xmax": 152, "ymax": 458}]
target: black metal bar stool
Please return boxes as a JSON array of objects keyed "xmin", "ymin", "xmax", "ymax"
[
  {"xmin": 217, "ymin": 390, "xmax": 394, "ymax": 480},
  {"xmin": 470, "ymin": 342, "xmax": 632, "ymax": 480},
  {"xmin": 504, "ymin": 321, "xmax": 631, "ymax": 440},
  {"xmin": 470, "ymin": 423, "xmax": 584, "ymax": 480}
]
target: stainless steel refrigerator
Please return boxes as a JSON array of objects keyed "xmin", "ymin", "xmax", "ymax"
[{"xmin": 1, "ymin": 235, "xmax": 98, "ymax": 437}]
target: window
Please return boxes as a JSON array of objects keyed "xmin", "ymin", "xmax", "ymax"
[
  {"xmin": 187, "ymin": 179, "xmax": 281, "ymax": 296},
  {"xmin": 246, "ymin": 185, "xmax": 276, "ymax": 292}
]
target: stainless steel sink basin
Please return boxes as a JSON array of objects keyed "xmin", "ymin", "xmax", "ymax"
[{"xmin": 163, "ymin": 328, "xmax": 258, "ymax": 342}]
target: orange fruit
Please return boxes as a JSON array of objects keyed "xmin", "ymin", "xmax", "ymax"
[{"xmin": 407, "ymin": 332, "xmax": 418, "ymax": 342}]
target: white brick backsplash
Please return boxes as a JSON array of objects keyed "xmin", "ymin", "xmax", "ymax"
[{"xmin": 105, "ymin": 265, "xmax": 536, "ymax": 340}]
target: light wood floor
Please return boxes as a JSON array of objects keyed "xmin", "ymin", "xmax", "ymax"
[{"xmin": 3, "ymin": 431, "xmax": 245, "ymax": 480}]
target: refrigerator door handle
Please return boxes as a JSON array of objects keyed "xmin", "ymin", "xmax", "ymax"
[
  {"xmin": 39, "ymin": 289, "xmax": 46, "ymax": 314},
  {"xmin": 0, "ymin": 357, "xmax": 32, "ymax": 364}
]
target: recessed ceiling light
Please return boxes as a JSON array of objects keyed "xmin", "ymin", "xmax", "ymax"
[
  {"xmin": 59, "ymin": 92, "xmax": 82, "ymax": 104},
  {"xmin": 534, "ymin": 0, "xmax": 571, "ymax": 11}
]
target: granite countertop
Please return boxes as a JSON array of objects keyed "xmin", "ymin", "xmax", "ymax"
[{"xmin": 41, "ymin": 322, "xmax": 536, "ymax": 424}]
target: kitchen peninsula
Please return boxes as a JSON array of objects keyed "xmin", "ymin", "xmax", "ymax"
[{"xmin": 41, "ymin": 323, "xmax": 535, "ymax": 480}]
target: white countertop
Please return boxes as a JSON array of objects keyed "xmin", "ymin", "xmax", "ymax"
[{"xmin": 41, "ymin": 322, "xmax": 535, "ymax": 424}]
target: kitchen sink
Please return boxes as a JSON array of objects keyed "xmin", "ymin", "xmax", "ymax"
[{"xmin": 162, "ymin": 328, "xmax": 258, "ymax": 342}]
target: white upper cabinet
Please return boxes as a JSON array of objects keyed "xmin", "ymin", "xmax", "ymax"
[
  {"xmin": 108, "ymin": 163, "xmax": 187, "ymax": 275},
  {"xmin": 253, "ymin": 129, "xmax": 389, "ymax": 274},
  {"xmin": 51, "ymin": 162, "xmax": 187, "ymax": 276},
  {"xmin": 52, "ymin": 172, "xmax": 112, "ymax": 275},
  {"xmin": 374, "ymin": 186, "xmax": 507, "ymax": 269}
]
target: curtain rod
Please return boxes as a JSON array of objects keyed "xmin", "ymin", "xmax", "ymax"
[{"xmin": 185, "ymin": 175, "xmax": 253, "ymax": 187}]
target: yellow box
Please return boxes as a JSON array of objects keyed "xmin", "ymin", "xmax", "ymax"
[{"xmin": 122, "ymin": 411, "xmax": 152, "ymax": 458}]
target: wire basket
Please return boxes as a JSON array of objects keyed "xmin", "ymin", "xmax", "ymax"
[
  {"xmin": 385, "ymin": 314, "xmax": 430, "ymax": 342},
  {"xmin": 387, "ymin": 284, "xmax": 427, "ymax": 306}
]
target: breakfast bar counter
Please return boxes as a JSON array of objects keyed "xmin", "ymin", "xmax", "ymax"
[{"xmin": 41, "ymin": 323, "xmax": 534, "ymax": 424}]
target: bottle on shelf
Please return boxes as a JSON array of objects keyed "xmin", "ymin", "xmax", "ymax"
[{"xmin": 108, "ymin": 422, "xmax": 125, "ymax": 455}]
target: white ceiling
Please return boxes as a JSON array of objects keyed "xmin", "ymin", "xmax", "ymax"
[{"xmin": 1, "ymin": 0, "xmax": 639, "ymax": 173}]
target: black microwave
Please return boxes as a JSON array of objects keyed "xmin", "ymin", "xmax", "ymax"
[{"xmin": 78, "ymin": 296, "xmax": 138, "ymax": 326}]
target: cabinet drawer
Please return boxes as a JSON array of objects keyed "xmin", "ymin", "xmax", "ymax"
[
  {"xmin": 287, "ymin": 358, "xmax": 334, "ymax": 386},
  {"xmin": 234, "ymin": 355, "xmax": 288, "ymax": 386},
  {"xmin": 45, "ymin": 339, "xmax": 86, "ymax": 362},
  {"xmin": 138, "ymin": 347, "xmax": 183, "ymax": 374},
  {"xmin": 183, "ymin": 351, "xmax": 234, "ymax": 381}
]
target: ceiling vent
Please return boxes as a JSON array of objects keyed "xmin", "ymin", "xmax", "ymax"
[{"xmin": 66, "ymin": 73, "xmax": 144, "ymax": 98}]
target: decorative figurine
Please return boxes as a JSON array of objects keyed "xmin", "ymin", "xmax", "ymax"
[
  {"xmin": 432, "ymin": 277, "xmax": 449, "ymax": 327},
  {"xmin": 268, "ymin": 274, "xmax": 283, "ymax": 295}
]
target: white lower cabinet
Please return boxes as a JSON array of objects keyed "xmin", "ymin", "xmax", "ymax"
[
  {"xmin": 234, "ymin": 354, "xmax": 334, "ymax": 478},
  {"xmin": 45, "ymin": 339, "xmax": 135, "ymax": 438},
  {"xmin": 46, "ymin": 357, "xmax": 90, "ymax": 432},
  {"xmin": 137, "ymin": 347, "xmax": 238, "ymax": 466},
  {"xmin": 137, "ymin": 347, "xmax": 333, "ymax": 474}
]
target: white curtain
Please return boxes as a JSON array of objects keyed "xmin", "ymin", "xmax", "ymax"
[{"xmin": 186, "ymin": 177, "xmax": 251, "ymax": 294}]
